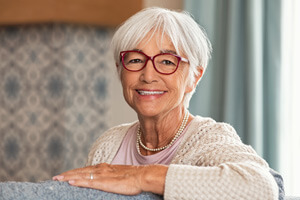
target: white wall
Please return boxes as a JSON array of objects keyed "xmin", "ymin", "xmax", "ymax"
[{"xmin": 143, "ymin": 0, "xmax": 183, "ymax": 10}]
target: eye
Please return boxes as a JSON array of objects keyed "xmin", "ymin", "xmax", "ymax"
[
  {"xmin": 156, "ymin": 54, "xmax": 178, "ymax": 67},
  {"xmin": 129, "ymin": 59, "xmax": 143, "ymax": 63},
  {"xmin": 162, "ymin": 59, "xmax": 176, "ymax": 65}
]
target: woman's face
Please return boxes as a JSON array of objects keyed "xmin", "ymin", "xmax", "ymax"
[{"xmin": 120, "ymin": 32, "xmax": 194, "ymax": 118}]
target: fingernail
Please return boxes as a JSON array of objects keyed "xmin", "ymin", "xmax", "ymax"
[
  {"xmin": 68, "ymin": 180, "xmax": 75, "ymax": 184},
  {"xmin": 53, "ymin": 175, "xmax": 64, "ymax": 181}
]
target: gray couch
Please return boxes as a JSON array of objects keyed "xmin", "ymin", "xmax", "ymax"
[
  {"xmin": 0, "ymin": 169, "xmax": 294, "ymax": 200},
  {"xmin": 0, "ymin": 181, "xmax": 162, "ymax": 200}
]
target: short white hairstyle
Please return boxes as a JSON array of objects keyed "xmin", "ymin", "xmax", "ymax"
[{"xmin": 111, "ymin": 7, "xmax": 212, "ymax": 108}]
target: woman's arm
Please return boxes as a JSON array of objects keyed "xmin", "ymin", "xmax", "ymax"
[
  {"xmin": 53, "ymin": 163, "xmax": 168, "ymax": 196},
  {"xmin": 164, "ymin": 163, "xmax": 278, "ymax": 200},
  {"xmin": 162, "ymin": 122, "xmax": 279, "ymax": 199}
]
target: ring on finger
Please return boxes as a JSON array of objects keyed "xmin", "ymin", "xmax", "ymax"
[{"xmin": 90, "ymin": 173, "xmax": 94, "ymax": 180}]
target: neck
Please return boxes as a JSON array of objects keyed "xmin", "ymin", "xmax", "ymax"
[{"xmin": 137, "ymin": 108, "xmax": 193, "ymax": 155}]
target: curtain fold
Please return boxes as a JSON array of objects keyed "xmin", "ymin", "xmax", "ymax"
[{"xmin": 185, "ymin": 0, "xmax": 281, "ymax": 170}]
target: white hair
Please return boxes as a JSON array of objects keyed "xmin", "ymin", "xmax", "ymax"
[{"xmin": 111, "ymin": 7, "xmax": 212, "ymax": 108}]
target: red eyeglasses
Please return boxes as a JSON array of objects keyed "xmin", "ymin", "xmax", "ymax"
[{"xmin": 120, "ymin": 50, "xmax": 189, "ymax": 75}]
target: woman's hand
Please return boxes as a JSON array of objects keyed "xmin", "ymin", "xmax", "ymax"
[{"xmin": 52, "ymin": 163, "xmax": 168, "ymax": 196}]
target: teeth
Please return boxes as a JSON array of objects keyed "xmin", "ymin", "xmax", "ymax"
[{"xmin": 138, "ymin": 90, "xmax": 164, "ymax": 95}]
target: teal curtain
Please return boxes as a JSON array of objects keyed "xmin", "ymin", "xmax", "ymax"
[{"xmin": 186, "ymin": 0, "xmax": 281, "ymax": 170}]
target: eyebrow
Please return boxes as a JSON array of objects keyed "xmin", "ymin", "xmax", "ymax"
[
  {"xmin": 161, "ymin": 49, "xmax": 178, "ymax": 55},
  {"xmin": 132, "ymin": 48, "xmax": 178, "ymax": 55}
]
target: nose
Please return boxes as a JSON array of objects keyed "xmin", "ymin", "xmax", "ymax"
[{"xmin": 139, "ymin": 58, "xmax": 158, "ymax": 83}]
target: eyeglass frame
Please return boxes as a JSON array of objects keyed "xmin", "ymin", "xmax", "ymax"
[{"xmin": 119, "ymin": 50, "xmax": 189, "ymax": 75}]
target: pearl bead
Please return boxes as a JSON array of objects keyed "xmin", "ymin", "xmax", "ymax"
[{"xmin": 136, "ymin": 110, "xmax": 189, "ymax": 154}]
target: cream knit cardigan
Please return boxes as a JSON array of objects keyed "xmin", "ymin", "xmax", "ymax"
[{"xmin": 86, "ymin": 116, "xmax": 278, "ymax": 200}]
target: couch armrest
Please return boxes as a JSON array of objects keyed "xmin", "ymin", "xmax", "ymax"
[{"xmin": 0, "ymin": 181, "xmax": 163, "ymax": 200}]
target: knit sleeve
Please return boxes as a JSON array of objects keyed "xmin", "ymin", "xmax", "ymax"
[
  {"xmin": 85, "ymin": 122, "xmax": 136, "ymax": 166},
  {"xmin": 85, "ymin": 127, "xmax": 119, "ymax": 166},
  {"xmin": 164, "ymin": 121, "xmax": 278, "ymax": 200}
]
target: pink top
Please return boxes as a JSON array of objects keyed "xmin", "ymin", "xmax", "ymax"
[{"xmin": 111, "ymin": 123, "xmax": 190, "ymax": 165}]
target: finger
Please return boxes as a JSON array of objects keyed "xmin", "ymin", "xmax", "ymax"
[
  {"xmin": 68, "ymin": 178, "xmax": 141, "ymax": 196},
  {"xmin": 60, "ymin": 170, "xmax": 119, "ymax": 182},
  {"xmin": 60, "ymin": 167, "xmax": 92, "ymax": 176},
  {"xmin": 67, "ymin": 179, "xmax": 110, "ymax": 192},
  {"xmin": 59, "ymin": 163, "xmax": 111, "ymax": 177},
  {"xmin": 54, "ymin": 172, "xmax": 93, "ymax": 181},
  {"xmin": 68, "ymin": 179, "xmax": 97, "ymax": 189},
  {"xmin": 53, "ymin": 166, "xmax": 95, "ymax": 180},
  {"xmin": 52, "ymin": 164, "xmax": 112, "ymax": 181}
]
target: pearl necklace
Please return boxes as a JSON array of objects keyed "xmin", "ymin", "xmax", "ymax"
[{"xmin": 136, "ymin": 111, "xmax": 189, "ymax": 153}]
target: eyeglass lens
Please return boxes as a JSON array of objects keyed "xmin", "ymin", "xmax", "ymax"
[{"xmin": 122, "ymin": 51, "xmax": 179, "ymax": 74}]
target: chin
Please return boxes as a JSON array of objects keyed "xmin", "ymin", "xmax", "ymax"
[{"xmin": 135, "ymin": 108, "xmax": 162, "ymax": 118}]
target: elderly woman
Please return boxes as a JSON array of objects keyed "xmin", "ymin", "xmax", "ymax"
[{"xmin": 53, "ymin": 7, "xmax": 279, "ymax": 199}]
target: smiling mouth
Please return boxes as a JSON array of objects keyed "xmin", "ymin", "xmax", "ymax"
[{"xmin": 136, "ymin": 90, "xmax": 166, "ymax": 95}]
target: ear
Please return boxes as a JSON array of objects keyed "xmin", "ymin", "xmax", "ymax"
[{"xmin": 185, "ymin": 66, "xmax": 204, "ymax": 93}]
